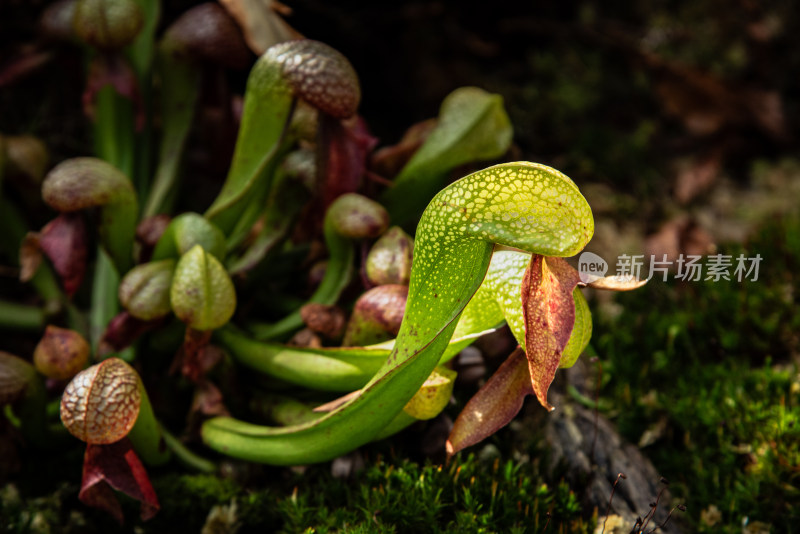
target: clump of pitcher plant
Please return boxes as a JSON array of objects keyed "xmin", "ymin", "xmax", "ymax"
[{"xmin": 0, "ymin": 3, "xmax": 651, "ymax": 524}]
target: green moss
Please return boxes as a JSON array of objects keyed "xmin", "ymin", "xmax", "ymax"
[
  {"xmin": 0, "ymin": 444, "xmax": 590, "ymax": 532},
  {"xmin": 594, "ymin": 215, "xmax": 800, "ymax": 532},
  {"xmin": 147, "ymin": 474, "xmax": 243, "ymax": 531},
  {"xmin": 140, "ymin": 452, "xmax": 589, "ymax": 533}
]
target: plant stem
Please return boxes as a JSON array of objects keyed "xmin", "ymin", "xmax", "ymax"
[
  {"xmin": 142, "ymin": 57, "xmax": 199, "ymax": 218},
  {"xmin": 249, "ymin": 216, "xmax": 355, "ymax": 341},
  {"xmin": 14, "ymin": 373, "xmax": 49, "ymax": 449},
  {"xmin": 0, "ymin": 299, "xmax": 44, "ymax": 331},
  {"xmin": 160, "ymin": 426, "xmax": 217, "ymax": 473},
  {"xmin": 129, "ymin": 2, "xmax": 159, "ymax": 203},
  {"xmin": 128, "ymin": 377, "xmax": 171, "ymax": 466},
  {"xmin": 90, "ymin": 250, "xmax": 120, "ymax": 351},
  {"xmin": 94, "ymin": 86, "xmax": 135, "ymax": 177},
  {"xmin": 91, "ymin": 61, "xmax": 140, "ymax": 352}
]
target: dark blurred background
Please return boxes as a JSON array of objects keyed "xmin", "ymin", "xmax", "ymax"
[{"xmin": 3, "ymin": 0, "xmax": 798, "ymax": 191}]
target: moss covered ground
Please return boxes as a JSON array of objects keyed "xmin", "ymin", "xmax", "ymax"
[{"xmin": 594, "ymin": 215, "xmax": 800, "ymax": 532}]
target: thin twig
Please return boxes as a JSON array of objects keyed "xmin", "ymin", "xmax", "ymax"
[
  {"xmin": 543, "ymin": 511, "xmax": 552, "ymax": 531},
  {"xmin": 602, "ymin": 473, "xmax": 627, "ymax": 534},
  {"xmin": 640, "ymin": 478, "xmax": 669, "ymax": 532},
  {"xmin": 646, "ymin": 503, "xmax": 686, "ymax": 533}
]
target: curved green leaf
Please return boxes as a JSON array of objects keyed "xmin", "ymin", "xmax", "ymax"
[
  {"xmin": 203, "ymin": 50, "xmax": 294, "ymax": 235},
  {"xmin": 215, "ymin": 328, "xmax": 390, "ymax": 392},
  {"xmin": 151, "ymin": 212, "xmax": 226, "ymax": 262},
  {"xmin": 217, "ymin": 250, "xmax": 523, "ymax": 391},
  {"xmin": 221, "ymin": 249, "xmax": 592, "ymax": 392},
  {"xmin": 202, "ymin": 162, "xmax": 593, "ymax": 464},
  {"xmin": 380, "ymin": 87, "xmax": 512, "ymax": 225},
  {"xmin": 205, "ymin": 40, "xmax": 360, "ymax": 240}
]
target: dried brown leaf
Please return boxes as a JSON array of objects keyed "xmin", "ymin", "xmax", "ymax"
[
  {"xmin": 19, "ymin": 232, "xmax": 42, "ymax": 283},
  {"xmin": 521, "ymin": 256, "xmax": 580, "ymax": 410},
  {"xmin": 38, "ymin": 213, "xmax": 88, "ymax": 296},
  {"xmin": 0, "ymin": 46, "xmax": 53, "ymax": 87},
  {"xmin": 446, "ymin": 348, "xmax": 531, "ymax": 456},
  {"xmin": 745, "ymin": 88, "xmax": 786, "ymax": 140},
  {"xmin": 371, "ymin": 118, "xmax": 438, "ymax": 179},
  {"xmin": 99, "ymin": 312, "xmax": 161, "ymax": 357},
  {"xmin": 79, "ymin": 439, "xmax": 159, "ymax": 524},
  {"xmin": 581, "ymin": 274, "xmax": 648, "ymax": 291},
  {"xmin": 644, "ymin": 51, "xmax": 786, "ymax": 139},
  {"xmin": 83, "ymin": 55, "xmax": 144, "ymax": 130}
]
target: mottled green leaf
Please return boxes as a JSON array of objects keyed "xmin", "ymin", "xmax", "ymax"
[
  {"xmin": 402, "ymin": 366, "xmax": 456, "ymax": 420},
  {"xmin": 0, "ymin": 351, "xmax": 38, "ymax": 405},
  {"xmin": 118, "ymin": 259, "xmax": 175, "ymax": 320},
  {"xmin": 151, "ymin": 213, "xmax": 226, "ymax": 262},
  {"xmin": 206, "ymin": 40, "xmax": 359, "ymax": 239},
  {"xmin": 170, "ymin": 245, "xmax": 236, "ymax": 330}
]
